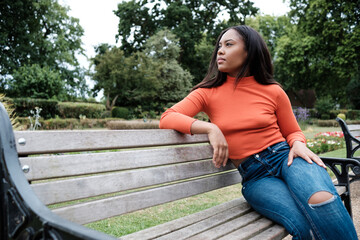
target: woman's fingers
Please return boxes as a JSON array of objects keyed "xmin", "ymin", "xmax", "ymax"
[
  {"xmin": 288, "ymin": 141, "xmax": 327, "ymax": 169},
  {"xmin": 212, "ymin": 143, "xmax": 228, "ymax": 168}
]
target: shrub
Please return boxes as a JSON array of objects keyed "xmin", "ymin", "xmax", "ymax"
[
  {"xmin": 107, "ymin": 120, "xmax": 159, "ymax": 129},
  {"xmin": 315, "ymin": 96, "xmax": 335, "ymax": 119},
  {"xmin": 112, "ymin": 107, "xmax": 130, "ymax": 119},
  {"xmin": 347, "ymin": 110, "xmax": 360, "ymax": 120},
  {"xmin": 8, "ymin": 64, "xmax": 65, "ymax": 100},
  {"xmin": 18, "ymin": 117, "xmax": 111, "ymax": 130},
  {"xmin": 316, "ymin": 120, "xmax": 339, "ymax": 127},
  {"xmin": 11, "ymin": 98, "xmax": 58, "ymax": 119},
  {"xmin": 337, "ymin": 113, "xmax": 346, "ymax": 120},
  {"xmin": 58, "ymin": 102, "xmax": 106, "ymax": 118}
]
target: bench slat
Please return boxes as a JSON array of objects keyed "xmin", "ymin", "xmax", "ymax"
[
  {"xmin": 20, "ymin": 145, "xmax": 213, "ymax": 181},
  {"xmin": 173, "ymin": 211, "xmax": 261, "ymax": 240},
  {"xmin": 33, "ymin": 160, "xmax": 236, "ymax": 205},
  {"xmin": 211, "ymin": 217, "xmax": 273, "ymax": 240},
  {"xmin": 350, "ymin": 130, "xmax": 360, "ymax": 138},
  {"xmin": 248, "ymin": 224, "xmax": 288, "ymax": 240},
  {"xmin": 121, "ymin": 198, "xmax": 247, "ymax": 240},
  {"xmin": 348, "ymin": 125, "xmax": 360, "ymax": 131},
  {"xmin": 157, "ymin": 208, "xmax": 260, "ymax": 240},
  {"xmin": 53, "ymin": 171, "xmax": 242, "ymax": 224},
  {"xmin": 14, "ymin": 130, "xmax": 209, "ymax": 155}
]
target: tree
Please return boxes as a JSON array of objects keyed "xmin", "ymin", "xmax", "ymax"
[
  {"xmin": 7, "ymin": 64, "xmax": 65, "ymax": 99},
  {"xmin": 277, "ymin": 0, "xmax": 360, "ymax": 105},
  {"xmin": 92, "ymin": 30, "xmax": 193, "ymax": 111},
  {"xmin": 92, "ymin": 47, "xmax": 160, "ymax": 110},
  {"xmin": 0, "ymin": 0, "xmax": 87, "ymax": 98},
  {"xmin": 144, "ymin": 29, "xmax": 193, "ymax": 105},
  {"xmin": 114, "ymin": 0, "xmax": 258, "ymax": 84},
  {"xmin": 246, "ymin": 15, "xmax": 293, "ymax": 59}
]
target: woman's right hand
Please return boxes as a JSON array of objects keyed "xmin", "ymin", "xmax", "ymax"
[
  {"xmin": 207, "ymin": 125, "xmax": 229, "ymax": 168},
  {"xmin": 190, "ymin": 120, "xmax": 229, "ymax": 168}
]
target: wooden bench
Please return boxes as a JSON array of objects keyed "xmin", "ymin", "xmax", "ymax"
[{"xmin": 1, "ymin": 103, "xmax": 359, "ymax": 240}]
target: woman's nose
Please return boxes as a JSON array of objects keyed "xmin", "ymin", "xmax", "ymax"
[{"xmin": 218, "ymin": 47, "xmax": 224, "ymax": 55}]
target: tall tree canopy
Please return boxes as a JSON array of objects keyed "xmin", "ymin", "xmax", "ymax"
[
  {"xmin": 92, "ymin": 30, "xmax": 192, "ymax": 111},
  {"xmin": 275, "ymin": 0, "xmax": 360, "ymax": 105},
  {"xmin": 0, "ymin": 0, "xmax": 87, "ymax": 98},
  {"xmin": 114, "ymin": 0, "xmax": 258, "ymax": 83}
]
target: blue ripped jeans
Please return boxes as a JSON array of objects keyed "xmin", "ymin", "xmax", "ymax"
[{"xmin": 238, "ymin": 141, "xmax": 358, "ymax": 240}]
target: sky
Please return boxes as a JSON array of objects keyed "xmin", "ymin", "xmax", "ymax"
[{"xmin": 59, "ymin": 0, "xmax": 290, "ymax": 98}]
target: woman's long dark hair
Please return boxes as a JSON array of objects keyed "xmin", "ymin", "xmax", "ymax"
[{"xmin": 192, "ymin": 25, "xmax": 278, "ymax": 91}]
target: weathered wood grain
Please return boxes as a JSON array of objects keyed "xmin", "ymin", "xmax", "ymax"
[
  {"xmin": 14, "ymin": 130, "xmax": 209, "ymax": 155},
  {"xmin": 53, "ymin": 171, "xmax": 242, "ymax": 224},
  {"xmin": 33, "ymin": 160, "xmax": 236, "ymax": 205},
  {"xmin": 20, "ymin": 145, "xmax": 213, "ymax": 180}
]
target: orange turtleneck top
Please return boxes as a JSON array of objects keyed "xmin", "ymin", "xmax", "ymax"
[{"xmin": 159, "ymin": 75, "xmax": 306, "ymax": 159}]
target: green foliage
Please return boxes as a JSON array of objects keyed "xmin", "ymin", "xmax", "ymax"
[
  {"xmin": 7, "ymin": 64, "xmax": 65, "ymax": 99},
  {"xmin": 92, "ymin": 30, "xmax": 193, "ymax": 113},
  {"xmin": 106, "ymin": 120, "xmax": 159, "ymax": 130},
  {"xmin": 278, "ymin": 0, "xmax": 360, "ymax": 103},
  {"xmin": 155, "ymin": 60, "xmax": 193, "ymax": 104},
  {"xmin": 57, "ymin": 102, "xmax": 106, "ymax": 119},
  {"xmin": 0, "ymin": 94, "xmax": 19, "ymax": 128},
  {"xmin": 315, "ymin": 96, "xmax": 336, "ymax": 120},
  {"xmin": 247, "ymin": 15, "xmax": 292, "ymax": 59},
  {"xmin": 11, "ymin": 98, "xmax": 58, "ymax": 119},
  {"xmin": 114, "ymin": 0, "xmax": 258, "ymax": 83},
  {"xmin": 92, "ymin": 47, "xmax": 160, "ymax": 110},
  {"xmin": 0, "ymin": 0, "xmax": 88, "ymax": 97},
  {"xmin": 346, "ymin": 74, "xmax": 360, "ymax": 109},
  {"xmin": 112, "ymin": 107, "xmax": 130, "ymax": 119}
]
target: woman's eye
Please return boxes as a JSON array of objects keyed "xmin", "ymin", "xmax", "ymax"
[{"xmin": 226, "ymin": 43, "xmax": 233, "ymax": 46}]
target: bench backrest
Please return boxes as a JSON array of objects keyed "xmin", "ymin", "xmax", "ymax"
[
  {"xmin": 14, "ymin": 130, "xmax": 241, "ymax": 225},
  {"xmin": 348, "ymin": 125, "xmax": 360, "ymax": 139}
]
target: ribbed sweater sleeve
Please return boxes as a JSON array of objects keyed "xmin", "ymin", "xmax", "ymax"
[
  {"xmin": 276, "ymin": 88, "xmax": 306, "ymax": 146},
  {"xmin": 159, "ymin": 89, "xmax": 207, "ymax": 134}
]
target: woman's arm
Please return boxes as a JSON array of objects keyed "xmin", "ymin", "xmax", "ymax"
[
  {"xmin": 190, "ymin": 120, "xmax": 229, "ymax": 168},
  {"xmin": 275, "ymin": 89, "xmax": 325, "ymax": 168}
]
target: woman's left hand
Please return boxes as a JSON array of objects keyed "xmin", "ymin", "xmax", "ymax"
[{"xmin": 288, "ymin": 141, "xmax": 327, "ymax": 169}]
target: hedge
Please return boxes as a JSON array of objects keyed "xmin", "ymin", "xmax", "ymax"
[
  {"xmin": 57, "ymin": 102, "xmax": 106, "ymax": 119},
  {"xmin": 9, "ymin": 98, "xmax": 58, "ymax": 119}
]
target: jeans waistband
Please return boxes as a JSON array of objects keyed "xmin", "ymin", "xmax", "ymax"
[{"xmin": 239, "ymin": 141, "xmax": 287, "ymax": 170}]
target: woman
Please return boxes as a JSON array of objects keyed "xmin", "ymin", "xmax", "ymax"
[{"xmin": 159, "ymin": 25, "xmax": 357, "ymax": 239}]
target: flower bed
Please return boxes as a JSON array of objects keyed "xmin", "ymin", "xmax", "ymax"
[{"xmin": 307, "ymin": 131, "xmax": 344, "ymax": 154}]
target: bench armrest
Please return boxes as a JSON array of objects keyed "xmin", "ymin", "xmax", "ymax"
[{"xmin": 321, "ymin": 156, "xmax": 360, "ymax": 218}]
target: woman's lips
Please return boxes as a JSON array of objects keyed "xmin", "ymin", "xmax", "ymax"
[{"xmin": 217, "ymin": 58, "xmax": 225, "ymax": 63}]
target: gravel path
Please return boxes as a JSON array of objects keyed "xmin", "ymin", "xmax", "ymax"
[
  {"xmin": 350, "ymin": 180, "xmax": 360, "ymax": 238},
  {"xmin": 283, "ymin": 180, "xmax": 360, "ymax": 239}
]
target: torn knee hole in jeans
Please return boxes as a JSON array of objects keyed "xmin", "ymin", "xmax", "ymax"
[{"xmin": 308, "ymin": 191, "xmax": 335, "ymax": 208}]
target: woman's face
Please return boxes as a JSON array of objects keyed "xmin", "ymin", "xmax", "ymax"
[{"xmin": 216, "ymin": 29, "xmax": 247, "ymax": 77}]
